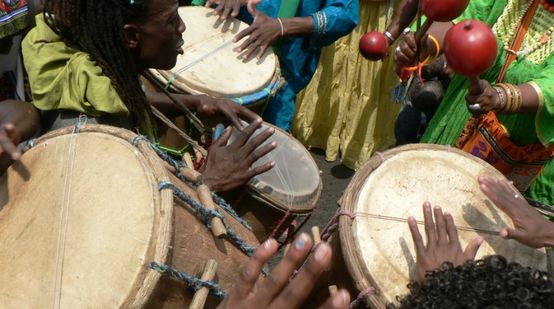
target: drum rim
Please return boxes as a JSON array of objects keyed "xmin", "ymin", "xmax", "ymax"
[
  {"xmin": 247, "ymin": 122, "xmax": 322, "ymax": 213},
  {"xmin": 337, "ymin": 143, "xmax": 508, "ymax": 308},
  {"xmin": 155, "ymin": 6, "xmax": 279, "ymax": 99},
  {"xmin": 31, "ymin": 124, "xmax": 174, "ymax": 308}
]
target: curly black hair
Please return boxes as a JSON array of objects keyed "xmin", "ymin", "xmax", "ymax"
[
  {"xmin": 389, "ymin": 255, "xmax": 554, "ymax": 308},
  {"xmin": 42, "ymin": 0, "xmax": 151, "ymax": 123}
]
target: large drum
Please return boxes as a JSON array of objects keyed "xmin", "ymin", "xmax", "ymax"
[
  {"xmin": 311, "ymin": 144, "xmax": 547, "ymax": 308},
  {"xmin": 149, "ymin": 6, "xmax": 282, "ymax": 114},
  {"xmin": 224, "ymin": 122, "xmax": 322, "ymax": 242},
  {"xmin": 0, "ymin": 124, "xmax": 259, "ymax": 308}
]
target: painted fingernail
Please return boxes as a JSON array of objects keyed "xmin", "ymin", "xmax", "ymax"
[
  {"xmin": 477, "ymin": 236, "xmax": 484, "ymax": 245},
  {"xmin": 333, "ymin": 290, "xmax": 349, "ymax": 307},
  {"xmin": 295, "ymin": 233, "xmax": 309, "ymax": 250},
  {"xmin": 314, "ymin": 243, "xmax": 330, "ymax": 262},
  {"xmin": 269, "ymin": 161, "xmax": 276, "ymax": 167}
]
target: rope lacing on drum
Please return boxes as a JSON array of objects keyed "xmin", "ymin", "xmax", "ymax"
[
  {"xmin": 348, "ymin": 288, "xmax": 376, "ymax": 309},
  {"xmin": 158, "ymin": 181, "xmax": 255, "ymax": 256},
  {"xmin": 148, "ymin": 262, "xmax": 226, "ymax": 298},
  {"xmin": 133, "ymin": 134, "xmax": 253, "ymax": 230},
  {"xmin": 320, "ymin": 208, "xmax": 356, "ymax": 242}
]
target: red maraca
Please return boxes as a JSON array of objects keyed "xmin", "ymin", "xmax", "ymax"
[
  {"xmin": 444, "ymin": 19, "xmax": 498, "ymax": 113},
  {"xmin": 359, "ymin": 31, "xmax": 389, "ymax": 61},
  {"xmin": 421, "ymin": 0, "xmax": 470, "ymax": 22},
  {"xmin": 444, "ymin": 20, "xmax": 497, "ymax": 78}
]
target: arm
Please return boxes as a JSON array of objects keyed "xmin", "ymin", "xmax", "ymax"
[
  {"xmin": 0, "ymin": 101, "xmax": 40, "ymax": 173},
  {"xmin": 235, "ymin": 0, "xmax": 357, "ymax": 59},
  {"xmin": 479, "ymin": 175, "xmax": 554, "ymax": 248},
  {"xmin": 146, "ymin": 91, "xmax": 260, "ymax": 129},
  {"xmin": 385, "ymin": 0, "xmax": 419, "ymax": 43}
]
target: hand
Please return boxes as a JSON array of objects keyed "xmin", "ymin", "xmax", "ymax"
[
  {"xmin": 0, "ymin": 123, "xmax": 23, "ymax": 174},
  {"xmin": 205, "ymin": 0, "xmax": 247, "ymax": 20},
  {"xmin": 217, "ymin": 234, "xmax": 351, "ymax": 309},
  {"xmin": 201, "ymin": 119, "xmax": 276, "ymax": 192},
  {"xmin": 465, "ymin": 80, "xmax": 501, "ymax": 115},
  {"xmin": 408, "ymin": 202, "xmax": 484, "ymax": 282},
  {"xmin": 394, "ymin": 32, "xmax": 438, "ymax": 76},
  {"xmin": 196, "ymin": 95, "xmax": 261, "ymax": 130},
  {"xmin": 234, "ymin": 0, "xmax": 281, "ymax": 60},
  {"xmin": 479, "ymin": 175, "xmax": 554, "ymax": 248}
]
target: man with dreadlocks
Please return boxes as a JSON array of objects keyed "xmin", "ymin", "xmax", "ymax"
[{"xmin": 21, "ymin": 0, "xmax": 277, "ymax": 192}]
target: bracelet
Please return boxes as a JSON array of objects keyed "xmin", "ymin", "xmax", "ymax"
[
  {"xmin": 492, "ymin": 86, "xmax": 506, "ymax": 113},
  {"xmin": 508, "ymin": 83, "xmax": 522, "ymax": 113},
  {"xmin": 384, "ymin": 31, "xmax": 395, "ymax": 43},
  {"xmin": 427, "ymin": 34, "xmax": 441, "ymax": 60},
  {"xmin": 496, "ymin": 83, "xmax": 514, "ymax": 113},
  {"xmin": 276, "ymin": 18, "xmax": 285, "ymax": 37}
]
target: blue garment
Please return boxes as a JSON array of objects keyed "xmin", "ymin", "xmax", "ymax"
[{"xmin": 241, "ymin": 0, "xmax": 358, "ymax": 130}]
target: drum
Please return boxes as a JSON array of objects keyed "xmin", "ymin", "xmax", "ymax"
[
  {"xmin": 223, "ymin": 122, "xmax": 322, "ymax": 242},
  {"xmin": 309, "ymin": 144, "xmax": 547, "ymax": 308},
  {"xmin": 149, "ymin": 6, "xmax": 282, "ymax": 114},
  {"xmin": 0, "ymin": 124, "xmax": 259, "ymax": 308}
]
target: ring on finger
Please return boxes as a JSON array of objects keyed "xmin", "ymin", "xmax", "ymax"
[{"xmin": 468, "ymin": 103, "xmax": 482, "ymax": 113}]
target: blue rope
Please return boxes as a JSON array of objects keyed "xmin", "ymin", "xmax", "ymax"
[
  {"xmin": 149, "ymin": 262, "xmax": 225, "ymax": 298},
  {"xmin": 158, "ymin": 181, "xmax": 255, "ymax": 256},
  {"xmin": 133, "ymin": 134, "xmax": 252, "ymax": 231},
  {"xmin": 211, "ymin": 193, "xmax": 252, "ymax": 231}
]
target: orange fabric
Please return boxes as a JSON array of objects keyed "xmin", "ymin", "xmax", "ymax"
[{"xmin": 457, "ymin": 112, "xmax": 554, "ymax": 191}]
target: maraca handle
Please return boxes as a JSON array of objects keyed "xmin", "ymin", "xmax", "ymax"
[{"xmin": 468, "ymin": 77, "xmax": 485, "ymax": 96}]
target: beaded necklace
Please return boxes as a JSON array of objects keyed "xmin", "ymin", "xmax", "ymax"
[{"xmin": 493, "ymin": 0, "xmax": 554, "ymax": 63}]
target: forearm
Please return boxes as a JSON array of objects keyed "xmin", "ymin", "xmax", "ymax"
[
  {"xmin": 386, "ymin": 0, "xmax": 419, "ymax": 40},
  {"xmin": 146, "ymin": 91, "xmax": 204, "ymax": 117},
  {"xmin": 492, "ymin": 83, "xmax": 541, "ymax": 114},
  {"xmin": 281, "ymin": 16, "xmax": 314, "ymax": 37},
  {"xmin": 0, "ymin": 100, "xmax": 39, "ymax": 140}
]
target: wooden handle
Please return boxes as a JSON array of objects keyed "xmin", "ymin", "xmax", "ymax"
[
  {"xmin": 328, "ymin": 285, "xmax": 338, "ymax": 297},
  {"xmin": 468, "ymin": 77, "xmax": 484, "ymax": 95},
  {"xmin": 162, "ymin": 162, "xmax": 201, "ymax": 183},
  {"xmin": 198, "ymin": 184, "xmax": 227, "ymax": 238},
  {"xmin": 180, "ymin": 167, "xmax": 202, "ymax": 183},
  {"xmin": 190, "ymin": 259, "xmax": 219, "ymax": 309},
  {"xmin": 311, "ymin": 226, "xmax": 321, "ymax": 245},
  {"xmin": 415, "ymin": 19, "xmax": 433, "ymax": 45},
  {"xmin": 183, "ymin": 152, "xmax": 195, "ymax": 169}
]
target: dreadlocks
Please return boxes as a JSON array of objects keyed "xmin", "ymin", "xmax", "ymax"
[{"xmin": 43, "ymin": 0, "xmax": 151, "ymax": 123}]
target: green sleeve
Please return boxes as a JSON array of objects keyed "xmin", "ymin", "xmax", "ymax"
[
  {"xmin": 454, "ymin": 0, "xmax": 508, "ymax": 25},
  {"xmin": 533, "ymin": 55, "xmax": 554, "ymax": 146},
  {"xmin": 22, "ymin": 15, "xmax": 129, "ymax": 117}
]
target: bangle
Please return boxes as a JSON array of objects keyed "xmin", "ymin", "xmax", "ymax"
[
  {"xmin": 276, "ymin": 18, "xmax": 285, "ymax": 37},
  {"xmin": 508, "ymin": 84, "xmax": 522, "ymax": 113},
  {"xmin": 496, "ymin": 83, "xmax": 514, "ymax": 113},
  {"xmin": 427, "ymin": 34, "xmax": 441, "ymax": 60},
  {"xmin": 384, "ymin": 31, "xmax": 395, "ymax": 43},
  {"xmin": 492, "ymin": 86, "xmax": 506, "ymax": 113}
]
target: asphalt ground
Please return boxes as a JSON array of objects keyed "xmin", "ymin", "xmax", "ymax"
[{"xmin": 298, "ymin": 149, "xmax": 355, "ymax": 236}]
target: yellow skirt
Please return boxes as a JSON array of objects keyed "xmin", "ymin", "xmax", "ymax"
[{"xmin": 292, "ymin": 0, "xmax": 400, "ymax": 170}]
